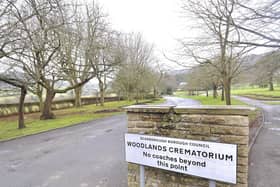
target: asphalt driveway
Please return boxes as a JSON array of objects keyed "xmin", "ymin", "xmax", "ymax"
[
  {"xmin": 3, "ymin": 96, "xmax": 278, "ymax": 187},
  {"xmin": 0, "ymin": 96, "xmax": 199, "ymax": 187},
  {"xmin": 234, "ymin": 96, "xmax": 280, "ymax": 187}
]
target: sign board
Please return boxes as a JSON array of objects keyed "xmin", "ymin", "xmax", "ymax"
[{"xmin": 125, "ymin": 133, "xmax": 237, "ymax": 184}]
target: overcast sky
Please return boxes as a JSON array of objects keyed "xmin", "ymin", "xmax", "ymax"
[
  {"xmin": 99, "ymin": 0, "xmax": 189, "ymax": 70},
  {"xmin": 97, "ymin": 0, "xmax": 271, "ymax": 71}
]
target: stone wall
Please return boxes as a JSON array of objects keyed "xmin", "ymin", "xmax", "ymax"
[
  {"xmin": 125, "ymin": 105, "xmax": 255, "ymax": 187},
  {"xmin": 0, "ymin": 96, "xmax": 120, "ymax": 117}
]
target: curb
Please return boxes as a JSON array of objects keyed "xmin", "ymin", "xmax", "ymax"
[{"xmin": 249, "ymin": 109, "xmax": 265, "ymax": 152}]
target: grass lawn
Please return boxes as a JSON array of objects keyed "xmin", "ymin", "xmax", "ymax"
[
  {"xmin": 174, "ymin": 92, "xmax": 260, "ymax": 123},
  {"xmin": 0, "ymin": 98, "xmax": 165, "ymax": 141},
  {"xmin": 174, "ymin": 92, "xmax": 247, "ymax": 105},
  {"xmin": 231, "ymin": 87, "xmax": 280, "ymax": 97}
]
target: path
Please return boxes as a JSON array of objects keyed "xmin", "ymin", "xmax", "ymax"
[
  {"xmin": 234, "ymin": 96, "xmax": 280, "ymax": 187},
  {"xmin": 0, "ymin": 96, "xmax": 199, "ymax": 187},
  {"xmin": 162, "ymin": 96, "xmax": 201, "ymax": 106}
]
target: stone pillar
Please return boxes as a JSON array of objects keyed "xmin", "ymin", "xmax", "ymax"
[{"xmin": 125, "ymin": 105, "xmax": 255, "ymax": 187}]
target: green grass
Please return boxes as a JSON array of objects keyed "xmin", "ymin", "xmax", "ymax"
[
  {"xmin": 174, "ymin": 91, "xmax": 261, "ymax": 123},
  {"xmin": 147, "ymin": 98, "xmax": 166, "ymax": 104},
  {"xmin": 0, "ymin": 98, "xmax": 165, "ymax": 141},
  {"xmin": 0, "ymin": 112, "xmax": 121, "ymax": 141},
  {"xmin": 231, "ymin": 87, "xmax": 280, "ymax": 97},
  {"xmin": 174, "ymin": 91, "xmax": 247, "ymax": 105}
]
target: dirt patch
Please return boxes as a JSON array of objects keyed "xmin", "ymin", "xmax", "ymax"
[
  {"xmin": 0, "ymin": 112, "xmax": 41, "ymax": 122},
  {"xmin": 94, "ymin": 109, "xmax": 121, "ymax": 113}
]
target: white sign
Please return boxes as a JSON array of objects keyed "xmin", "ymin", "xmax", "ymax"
[{"xmin": 125, "ymin": 133, "xmax": 237, "ymax": 184}]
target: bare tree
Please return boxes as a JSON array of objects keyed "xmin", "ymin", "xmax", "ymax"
[
  {"xmin": 0, "ymin": 0, "xmax": 23, "ymax": 58},
  {"xmin": 180, "ymin": 0, "xmax": 249, "ymax": 105},
  {"xmin": 91, "ymin": 31, "xmax": 120, "ymax": 106},
  {"xmin": 112, "ymin": 33, "xmax": 155, "ymax": 102},
  {"xmin": 255, "ymin": 50, "xmax": 280, "ymax": 91},
  {"xmin": 186, "ymin": 64, "xmax": 221, "ymax": 98},
  {"xmin": 0, "ymin": 0, "xmax": 35, "ymax": 128},
  {"xmin": 232, "ymin": 0, "xmax": 280, "ymax": 48},
  {"xmin": 79, "ymin": 3, "xmax": 122, "ymax": 106},
  {"xmin": 8, "ymin": 0, "xmax": 97, "ymax": 119},
  {"xmin": 150, "ymin": 61, "xmax": 164, "ymax": 98},
  {"xmin": 0, "ymin": 71, "xmax": 31, "ymax": 129},
  {"xmin": 58, "ymin": 5, "xmax": 91, "ymax": 107}
]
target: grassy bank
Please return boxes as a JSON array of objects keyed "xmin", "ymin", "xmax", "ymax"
[
  {"xmin": 0, "ymin": 98, "xmax": 165, "ymax": 141},
  {"xmin": 174, "ymin": 91, "xmax": 260, "ymax": 123},
  {"xmin": 231, "ymin": 87, "xmax": 280, "ymax": 100},
  {"xmin": 232, "ymin": 87, "xmax": 280, "ymax": 96},
  {"xmin": 174, "ymin": 92, "xmax": 247, "ymax": 105}
]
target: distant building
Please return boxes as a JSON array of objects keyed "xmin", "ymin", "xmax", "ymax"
[{"xmin": 177, "ymin": 82, "xmax": 187, "ymax": 91}]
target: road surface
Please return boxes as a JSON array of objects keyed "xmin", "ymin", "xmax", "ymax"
[
  {"xmin": 162, "ymin": 96, "xmax": 201, "ymax": 106},
  {"xmin": 234, "ymin": 96, "xmax": 280, "ymax": 187},
  {"xmin": 0, "ymin": 96, "xmax": 199, "ymax": 187}
]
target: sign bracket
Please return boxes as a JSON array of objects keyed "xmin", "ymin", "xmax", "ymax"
[{"xmin": 140, "ymin": 165, "xmax": 145, "ymax": 187}]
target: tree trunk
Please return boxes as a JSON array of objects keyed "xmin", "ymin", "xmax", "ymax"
[
  {"xmin": 213, "ymin": 84, "xmax": 218, "ymax": 99},
  {"xmin": 38, "ymin": 94, "xmax": 44, "ymax": 112},
  {"xmin": 36, "ymin": 84, "xmax": 44, "ymax": 112},
  {"xmin": 100, "ymin": 88, "xmax": 104, "ymax": 106},
  {"xmin": 153, "ymin": 87, "xmax": 157, "ymax": 98},
  {"xmin": 136, "ymin": 90, "xmax": 139, "ymax": 104},
  {"xmin": 206, "ymin": 89, "xmax": 209, "ymax": 97},
  {"xmin": 127, "ymin": 91, "xmax": 132, "ymax": 101},
  {"xmin": 95, "ymin": 92, "xmax": 99, "ymax": 106},
  {"xmin": 269, "ymin": 76, "xmax": 274, "ymax": 91},
  {"xmin": 98, "ymin": 81, "xmax": 105, "ymax": 106},
  {"xmin": 223, "ymin": 78, "xmax": 231, "ymax": 105},
  {"xmin": 221, "ymin": 85, "xmax": 225, "ymax": 101},
  {"xmin": 118, "ymin": 91, "xmax": 121, "ymax": 101},
  {"xmin": 74, "ymin": 86, "xmax": 82, "ymax": 107},
  {"xmin": 40, "ymin": 89, "xmax": 56, "ymax": 120},
  {"xmin": 18, "ymin": 87, "xmax": 27, "ymax": 129}
]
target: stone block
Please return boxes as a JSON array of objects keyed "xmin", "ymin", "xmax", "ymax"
[
  {"xmin": 211, "ymin": 126, "xmax": 249, "ymax": 136},
  {"xmin": 235, "ymin": 184, "xmax": 248, "ymax": 187},
  {"xmin": 156, "ymin": 122, "xmax": 176, "ymax": 129},
  {"xmin": 216, "ymin": 183, "xmax": 231, "ymax": 187},
  {"xmin": 237, "ymin": 145, "xmax": 249, "ymax": 157},
  {"xmin": 128, "ymin": 128, "xmax": 155, "ymax": 134},
  {"xmin": 148, "ymin": 114, "xmax": 163, "ymax": 122},
  {"xmin": 128, "ymin": 113, "xmax": 141, "ymax": 121},
  {"xmin": 238, "ymin": 164, "xmax": 248, "ymax": 173},
  {"xmin": 237, "ymin": 172, "xmax": 248, "ymax": 184},
  {"xmin": 128, "ymin": 121, "xmax": 137, "ymax": 128},
  {"xmin": 181, "ymin": 114, "xmax": 201, "ymax": 123},
  {"xmin": 201, "ymin": 115, "xmax": 249, "ymax": 126},
  {"xmin": 190, "ymin": 125, "xmax": 211, "ymax": 135},
  {"xmin": 169, "ymin": 130, "xmax": 189, "ymax": 138},
  {"xmin": 154, "ymin": 128, "xmax": 171, "ymax": 136},
  {"xmin": 136, "ymin": 121, "xmax": 156, "ymax": 128},
  {"xmin": 238, "ymin": 157, "xmax": 249, "ymax": 166},
  {"xmin": 176, "ymin": 122, "xmax": 194, "ymax": 130},
  {"xmin": 220, "ymin": 135, "xmax": 249, "ymax": 145}
]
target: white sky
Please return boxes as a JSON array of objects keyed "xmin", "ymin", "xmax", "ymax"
[
  {"xmin": 97, "ymin": 0, "xmax": 271, "ymax": 71},
  {"xmin": 99, "ymin": 0, "xmax": 189, "ymax": 70}
]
